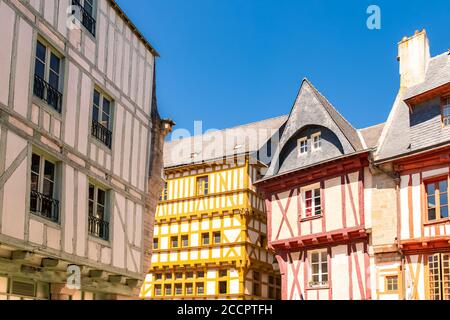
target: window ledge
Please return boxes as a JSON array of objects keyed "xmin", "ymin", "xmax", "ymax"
[
  {"xmin": 29, "ymin": 213, "xmax": 61, "ymax": 229},
  {"xmin": 89, "ymin": 136, "xmax": 113, "ymax": 154},
  {"xmin": 306, "ymin": 285, "xmax": 329, "ymax": 291},
  {"xmin": 88, "ymin": 235, "xmax": 111, "ymax": 247},
  {"xmin": 300, "ymin": 215, "xmax": 323, "ymax": 223},
  {"xmin": 32, "ymin": 96, "xmax": 63, "ymax": 119}
]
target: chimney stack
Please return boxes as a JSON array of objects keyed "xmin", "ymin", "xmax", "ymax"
[{"xmin": 398, "ymin": 29, "xmax": 430, "ymax": 89}]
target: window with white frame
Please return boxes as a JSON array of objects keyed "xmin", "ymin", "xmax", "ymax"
[
  {"xmin": 30, "ymin": 153, "xmax": 60, "ymax": 223},
  {"xmin": 310, "ymin": 251, "xmax": 328, "ymax": 287},
  {"xmin": 298, "ymin": 137, "xmax": 308, "ymax": 155},
  {"xmin": 34, "ymin": 40, "xmax": 63, "ymax": 112},
  {"xmin": 72, "ymin": 0, "xmax": 96, "ymax": 36},
  {"xmin": 312, "ymin": 132, "xmax": 322, "ymax": 151},
  {"xmin": 304, "ymin": 188, "xmax": 322, "ymax": 217},
  {"xmin": 92, "ymin": 89, "xmax": 113, "ymax": 148},
  {"xmin": 88, "ymin": 184, "xmax": 109, "ymax": 240}
]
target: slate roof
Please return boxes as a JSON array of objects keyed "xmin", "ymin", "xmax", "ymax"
[
  {"xmin": 163, "ymin": 115, "xmax": 288, "ymax": 168},
  {"xmin": 306, "ymin": 80, "xmax": 364, "ymax": 151},
  {"xmin": 376, "ymin": 51, "xmax": 450, "ymax": 162},
  {"xmin": 359, "ymin": 123, "xmax": 385, "ymax": 149},
  {"xmin": 403, "ymin": 52, "xmax": 450, "ymax": 100}
]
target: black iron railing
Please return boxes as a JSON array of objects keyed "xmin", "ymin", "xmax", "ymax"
[
  {"xmin": 33, "ymin": 75, "xmax": 63, "ymax": 112},
  {"xmin": 91, "ymin": 120, "xmax": 112, "ymax": 148},
  {"xmin": 72, "ymin": 0, "xmax": 96, "ymax": 36},
  {"xmin": 88, "ymin": 215, "xmax": 109, "ymax": 240},
  {"xmin": 30, "ymin": 190, "xmax": 60, "ymax": 223}
]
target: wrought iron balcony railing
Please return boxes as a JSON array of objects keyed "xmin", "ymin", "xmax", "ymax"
[
  {"xmin": 72, "ymin": 0, "xmax": 96, "ymax": 36},
  {"xmin": 91, "ymin": 120, "xmax": 112, "ymax": 148},
  {"xmin": 33, "ymin": 75, "xmax": 63, "ymax": 112},
  {"xmin": 30, "ymin": 190, "xmax": 60, "ymax": 223},
  {"xmin": 88, "ymin": 215, "xmax": 109, "ymax": 241}
]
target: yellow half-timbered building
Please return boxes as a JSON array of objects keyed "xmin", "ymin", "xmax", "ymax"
[{"xmin": 141, "ymin": 116, "xmax": 286, "ymax": 299}]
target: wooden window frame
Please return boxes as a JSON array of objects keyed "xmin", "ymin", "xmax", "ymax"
[
  {"xmin": 153, "ymin": 238, "xmax": 159, "ymax": 250},
  {"xmin": 302, "ymin": 186, "xmax": 322, "ymax": 219},
  {"xmin": 154, "ymin": 284, "xmax": 162, "ymax": 296},
  {"xmin": 88, "ymin": 183, "xmax": 110, "ymax": 241},
  {"xmin": 196, "ymin": 176, "xmax": 209, "ymax": 196},
  {"xmin": 185, "ymin": 283, "xmax": 194, "ymax": 296},
  {"xmin": 218, "ymin": 280, "xmax": 228, "ymax": 295},
  {"xmin": 298, "ymin": 137, "xmax": 308, "ymax": 156},
  {"xmin": 34, "ymin": 38, "xmax": 64, "ymax": 92},
  {"xmin": 196, "ymin": 282, "xmax": 205, "ymax": 295},
  {"xmin": 309, "ymin": 250, "xmax": 329, "ymax": 288},
  {"xmin": 427, "ymin": 253, "xmax": 450, "ymax": 300},
  {"xmin": 160, "ymin": 182, "xmax": 168, "ymax": 201},
  {"xmin": 424, "ymin": 176, "xmax": 449, "ymax": 223},
  {"xmin": 181, "ymin": 235, "xmax": 189, "ymax": 247},
  {"xmin": 202, "ymin": 233, "xmax": 210, "ymax": 245},
  {"xmin": 385, "ymin": 275, "xmax": 399, "ymax": 293},
  {"xmin": 213, "ymin": 231, "xmax": 221, "ymax": 244},
  {"xmin": 312, "ymin": 132, "xmax": 322, "ymax": 151},
  {"xmin": 170, "ymin": 236, "xmax": 179, "ymax": 249}
]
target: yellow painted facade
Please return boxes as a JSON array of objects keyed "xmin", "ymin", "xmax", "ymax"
[{"xmin": 140, "ymin": 156, "xmax": 281, "ymax": 300}]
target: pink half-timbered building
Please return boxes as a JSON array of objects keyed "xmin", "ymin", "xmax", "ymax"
[{"xmin": 256, "ymin": 79, "xmax": 380, "ymax": 300}]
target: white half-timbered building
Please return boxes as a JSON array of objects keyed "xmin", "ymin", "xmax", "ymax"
[{"xmin": 0, "ymin": 0, "xmax": 170, "ymax": 300}]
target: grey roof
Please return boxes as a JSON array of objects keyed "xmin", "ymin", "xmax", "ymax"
[
  {"xmin": 307, "ymin": 80, "xmax": 364, "ymax": 151},
  {"xmin": 163, "ymin": 115, "xmax": 288, "ymax": 168},
  {"xmin": 264, "ymin": 78, "xmax": 365, "ymax": 177},
  {"xmin": 376, "ymin": 51, "xmax": 450, "ymax": 162},
  {"xmin": 359, "ymin": 123, "xmax": 385, "ymax": 149},
  {"xmin": 404, "ymin": 52, "xmax": 450, "ymax": 100}
]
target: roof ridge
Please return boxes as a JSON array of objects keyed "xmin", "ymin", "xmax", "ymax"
[
  {"xmin": 166, "ymin": 114, "xmax": 288, "ymax": 145},
  {"xmin": 358, "ymin": 122, "xmax": 385, "ymax": 131}
]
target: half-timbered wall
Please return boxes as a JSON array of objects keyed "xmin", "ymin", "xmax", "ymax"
[
  {"xmin": 142, "ymin": 157, "xmax": 280, "ymax": 300},
  {"xmin": 0, "ymin": 0, "xmax": 158, "ymax": 297}
]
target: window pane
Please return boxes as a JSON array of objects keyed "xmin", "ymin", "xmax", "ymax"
[
  {"xmin": 42, "ymin": 179, "xmax": 54, "ymax": 197},
  {"xmin": 44, "ymin": 161, "xmax": 55, "ymax": 182},
  {"xmin": 311, "ymin": 253, "xmax": 318, "ymax": 263},
  {"xmin": 35, "ymin": 60, "xmax": 45, "ymax": 79},
  {"xmin": 428, "ymin": 208, "xmax": 436, "ymax": 221},
  {"xmin": 428, "ymin": 196, "xmax": 436, "ymax": 208},
  {"xmin": 441, "ymin": 206, "xmax": 449, "ymax": 219},
  {"xmin": 97, "ymin": 189, "xmax": 106, "ymax": 206},
  {"xmin": 93, "ymin": 90, "xmax": 100, "ymax": 106},
  {"xmin": 31, "ymin": 154, "xmax": 41, "ymax": 174},
  {"xmin": 103, "ymin": 98, "xmax": 111, "ymax": 115},
  {"xmin": 89, "ymin": 185, "xmax": 95, "ymax": 201},
  {"xmin": 50, "ymin": 54, "xmax": 60, "ymax": 74},
  {"xmin": 88, "ymin": 201, "xmax": 94, "ymax": 216},
  {"xmin": 48, "ymin": 71, "xmax": 59, "ymax": 90},
  {"xmin": 439, "ymin": 181, "xmax": 448, "ymax": 193},
  {"xmin": 444, "ymin": 106, "xmax": 450, "ymax": 117},
  {"xmin": 96, "ymin": 204, "xmax": 104, "ymax": 220},
  {"xmin": 31, "ymin": 173, "xmax": 39, "ymax": 191},
  {"xmin": 36, "ymin": 41, "xmax": 46, "ymax": 62},
  {"xmin": 440, "ymin": 194, "xmax": 448, "ymax": 206},
  {"xmin": 92, "ymin": 105, "xmax": 99, "ymax": 122},
  {"xmin": 427, "ymin": 183, "xmax": 436, "ymax": 195}
]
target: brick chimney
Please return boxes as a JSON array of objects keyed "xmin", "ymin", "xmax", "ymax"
[{"xmin": 398, "ymin": 29, "xmax": 430, "ymax": 89}]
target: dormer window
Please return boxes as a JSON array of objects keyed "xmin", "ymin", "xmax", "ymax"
[
  {"xmin": 298, "ymin": 138, "xmax": 308, "ymax": 155},
  {"xmin": 442, "ymin": 97, "xmax": 450, "ymax": 127},
  {"xmin": 312, "ymin": 132, "xmax": 322, "ymax": 151}
]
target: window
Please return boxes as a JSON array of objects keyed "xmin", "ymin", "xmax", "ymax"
[
  {"xmin": 91, "ymin": 89, "xmax": 113, "ymax": 148},
  {"xmin": 165, "ymin": 273, "xmax": 172, "ymax": 280},
  {"xmin": 196, "ymin": 283, "xmax": 205, "ymax": 295},
  {"xmin": 426, "ymin": 179, "xmax": 449, "ymax": 222},
  {"xmin": 181, "ymin": 235, "xmax": 189, "ymax": 247},
  {"xmin": 164, "ymin": 284, "xmax": 172, "ymax": 296},
  {"xmin": 443, "ymin": 97, "xmax": 450, "ymax": 127},
  {"xmin": 219, "ymin": 270, "xmax": 227, "ymax": 278},
  {"xmin": 160, "ymin": 182, "xmax": 168, "ymax": 201},
  {"xmin": 88, "ymin": 184, "xmax": 109, "ymax": 240},
  {"xmin": 259, "ymin": 235, "xmax": 267, "ymax": 247},
  {"xmin": 310, "ymin": 251, "xmax": 328, "ymax": 287},
  {"xmin": 175, "ymin": 284, "xmax": 182, "ymax": 295},
  {"xmin": 171, "ymin": 236, "xmax": 179, "ymax": 248},
  {"xmin": 385, "ymin": 276, "xmax": 398, "ymax": 292},
  {"xmin": 298, "ymin": 138, "xmax": 308, "ymax": 155},
  {"xmin": 197, "ymin": 176, "xmax": 209, "ymax": 196},
  {"xmin": 30, "ymin": 153, "xmax": 59, "ymax": 222},
  {"xmin": 155, "ymin": 274, "xmax": 162, "ymax": 281},
  {"xmin": 153, "ymin": 238, "xmax": 159, "ymax": 250},
  {"xmin": 268, "ymin": 275, "xmax": 275, "ymax": 299},
  {"xmin": 428, "ymin": 253, "xmax": 450, "ymax": 300},
  {"xmin": 34, "ymin": 40, "xmax": 63, "ymax": 112},
  {"xmin": 175, "ymin": 273, "xmax": 183, "ymax": 280},
  {"xmin": 213, "ymin": 232, "xmax": 221, "ymax": 244},
  {"xmin": 219, "ymin": 281, "xmax": 227, "ymax": 295},
  {"xmin": 186, "ymin": 272, "xmax": 194, "ymax": 279},
  {"xmin": 312, "ymin": 132, "xmax": 322, "ymax": 150},
  {"xmin": 253, "ymin": 271, "xmax": 261, "ymax": 296},
  {"xmin": 154, "ymin": 285, "xmax": 162, "ymax": 296},
  {"xmin": 202, "ymin": 233, "xmax": 210, "ymax": 245},
  {"xmin": 304, "ymin": 188, "xmax": 322, "ymax": 217},
  {"xmin": 197, "ymin": 271, "xmax": 205, "ymax": 279},
  {"xmin": 185, "ymin": 283, "xmax": 193, "ymax": 295},
  {"xmin": 72, "ymin": 0, "xmax": 96, "ymax": 36}
]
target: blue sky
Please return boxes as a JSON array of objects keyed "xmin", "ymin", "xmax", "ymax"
[{"xmin": 117, "ymin": 0, "xmax": 450, "ymax": 133}]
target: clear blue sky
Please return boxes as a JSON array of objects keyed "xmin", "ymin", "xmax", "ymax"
[{"xmin": 117, "ymin": 0, "xmax": 450, "ymax": 133}]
